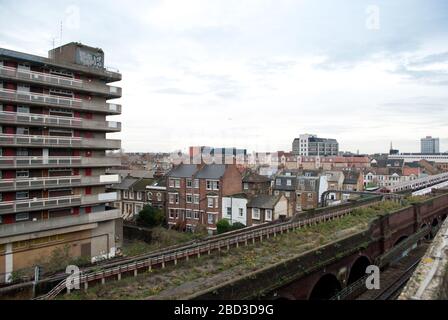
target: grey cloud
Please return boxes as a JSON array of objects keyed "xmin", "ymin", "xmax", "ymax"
[
  {"xmin": 407, "ymin": 52, "xmax": 448, "ymax": 67},
  {"xmin": 393, "ymin": 65, "xmax": 448, "ymax": 86}
]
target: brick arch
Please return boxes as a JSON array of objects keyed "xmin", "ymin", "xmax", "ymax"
[
  {"xmin": 347, "ymin": 255, "xmax": 371, "ymax": 285},
  {"xmin": 308, "ymin": 273, "xmax": 342, "ymax": 300}
]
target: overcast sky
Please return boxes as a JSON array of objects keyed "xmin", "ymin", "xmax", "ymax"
[{"xmin": 1, "ymin": 0, "xmax": 447, "ymax": 154}]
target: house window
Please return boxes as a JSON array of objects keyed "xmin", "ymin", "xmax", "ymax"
[
  {"xmin": 243, "ymin": 183, "xmax": 249, "ymax": 190},
  {"xmin": 186, "ymin": 210, "xmax": 192, "ymax": 219},
  {"xmin": 169, "ymin": 193, "xmax": 179, "ymax": 204},
  {"xmin": 206, "ymin": 180, "xmax": 219, "ymax": 190},
  {"xmin": 265, "ymin": 209, "xmax": 273, "ymax": 221},
  {"xmin": 286, "ymin": 179, "xmax": 292, "ymax": 186},
  {"xmin": 129, "ymin": 191, "xmax": 134, "ymax": 199},
  {"xmin": 169, "ymin": 178, "xmax": 180, "ymax": 188},
  {"xmin": 186, "ymin": 179, "xmax": 192, "ymax": 188},
  {"xmin": 169, "ymin": 209, "xmax": 176, "ymax": 219},
  {"xmin": 186, "ymin": 194, "xmax": 192, "ymax": 203},
  {"xmin": 123, "ymin": 191, "xmax": 128, "ymax": 199},
  {"xmin": 193, "ymin": 194, "xmax": 199, "ymax": 204},
  {"xmin": 147, "ymin": 192, "xmax": 153, "ymax": 199},
  {"xmin": 207, "ymin": 213, "xmax": 215, "ymax": 224},
  {"xmin": 276, "ymin": 179, "xmax": 281, "ymax": 186},
  {"xmin": 193, "ymin": 211, "xmax": 200, "ymax": 220},
  {"xmin": 16, "ymin": 191, "xmax": 29, "ymax": 200},
  {"xmin": 227, "ymin": 207, "xmax": 232, "ymax": 216},
  {"xmin": 156, "ymin": 193, "xmax": 162, "ymax": 201},
  {"xmin": 239, "ymin": 208, "xmax": 244, "ymax": 217},
  {"xmin": 16, "ymin": 212, "xmax": 29, "ymax": 222},
  {"xmin": 252, "ymin": 208, "xmax": 260, "ymax": 220},
  {"xmin": 137, "ymin": 192, "xmax": 142, "ymax": 200},
  {"xmin": 207, "ymin": 197, "xmax": 214, "ymax": 208},
  {"xmin": 193, "ymin": 179, "xmax": 199, "ymax": 188}
]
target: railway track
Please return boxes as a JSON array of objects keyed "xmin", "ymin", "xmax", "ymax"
[
  {"xmin": 374, "ymin": 260, "xmax": 420, "ymax": 300},
  {"xmin": 33, "ymin": 195, "xmax": 384, "ymax": 300}
]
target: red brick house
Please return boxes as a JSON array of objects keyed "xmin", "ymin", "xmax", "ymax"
[{"xmin": 166, "ymin": 164, "xmax": 242, "ymax": 234}]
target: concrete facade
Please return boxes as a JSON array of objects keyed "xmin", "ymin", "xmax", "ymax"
[{"xmin": 0, "ymin": 43, "xmax": 122, "ymax": 283}]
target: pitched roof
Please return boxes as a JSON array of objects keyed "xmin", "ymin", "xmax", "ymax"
[
  {"xmin": 247, "ymin": 194, "xmax": 281, "ymax": 209},
  {"xmin": 272, "ymin": 175, "xmax": 297, "ymax": 191},
  {"xmin": 195, "ymin": 164, "xmax": 227, "ymax": 179},
  {"xmin": 296, "ymin": 176, "xmax": 320, "ymax": 192},
  {"xmin": 112, "ymin": 176, "xmax": 139, "ymax": 190},
  {"xmin": 166, "ymin": 164, "xmax": 198, "ymax": 178},
  {"xmin": 343, "ymin": 171, "xmax": 361, "ymax": 184},
  {"xmin": 242, "ymin": 171, "xmax": 271, "ymax": 183},
  {"xmin": 132, "ymin": 178, "xmax": 155, "ymax": 191}
]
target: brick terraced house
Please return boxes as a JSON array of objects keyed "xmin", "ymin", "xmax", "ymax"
[
  {"xmin": 0, "ymin": 42, "xmax": 122, "ymax": 282},
  {"xmin": 166, "ymin": 163, "xmax": 242, "ymax": 234}
]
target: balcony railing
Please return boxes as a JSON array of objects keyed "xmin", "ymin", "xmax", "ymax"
[
  {"xmin": 0, "ymin": 156, "xmax": 121, "ymax": 168},
  {"xmin": 0, "ymin": 65, "xmax": 121, "ymax": 97},
  {"xmin": 0, "ymin": 174, "xmax": 120, "ymax": 191},
  {"xmin": 0, "ymin": 88, "xmax": 121, "ymax": 114},
  {"xmin": 0, "ymin": 111, "xmax": 121, "ymax": 131},
  {"xmin": 0, "ymin": 133, "xmax": 121, "ymax": 149},
  {"xmin": 0, "ymin": 192, "xmax": 118, "ymax": 214},
  {"xmin": 0, "ymin": 209, "xmax": 121, "ymax": 239}
]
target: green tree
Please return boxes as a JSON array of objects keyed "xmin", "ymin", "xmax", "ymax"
[
  {"xmin": 136, "ymin": 205, "xmax": 165, "ymax": 227},
  {"xmin": 216, "ymin": 219, "xmax": 231, "ymax": 234}
]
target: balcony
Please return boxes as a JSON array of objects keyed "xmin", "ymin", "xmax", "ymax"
[
  {"xmin": 0, "ymin": 174, "xmax": 120, "ymax": 192},
  {"xmin": 0, "ymin": 133, "xmax": 121, "ymax": 149},
  {"xmin": 0, "ymin": 156, "xmax": 121, "ymax": 169},
  {"xmin": 0, "ymin": 88, "xmax": 121, "ymax": 114},
  {"xmin": 0, "ymin": 209, "xmax": 121, "ymax": 239},
  {"xmin": 0, "ymin": 192, "xmax": 118, "ymax": 214},
  {"xmin": 0, "ymin": 111, "xmax": 121, "ymax": 132},
  {"xmin": 0, "ymin": 65, "xmax": 121, "ymax": 98}
]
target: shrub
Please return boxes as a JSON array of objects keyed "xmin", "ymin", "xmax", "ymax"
[
  {"xmin": 216, "ymin": 219, "xmax": 231, "ymax": 234},
  {"xmin": 136, "ymin": 205, "xmax": 165, "ymax": 227},
  {"xmin": 230, "ymin": 222, "xmax": 246, "ymax": 231}
]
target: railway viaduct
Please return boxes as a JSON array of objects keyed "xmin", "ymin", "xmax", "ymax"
[{"xmin": 187, "ymin": 192, "xmax": 448, "ymax": 300}]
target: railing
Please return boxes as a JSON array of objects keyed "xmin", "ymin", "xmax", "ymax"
[
  {"xmin": 0, "ymin": 87, "xmax": 81, "ymax": 107},
  {"xmin": 0, "ymin": 156, "xmax": 121, "ymax": 168},
  {"xmin": 0, "ymin": 133, "xmax": 121, "ymax": 149},
  {"xmin": 35, "ymin": 196, "xmax": 384, "ymax": 300},
  {"xmin": 0, "ymin": 195, "xmax": 81, "ymax": 214},
  {"xmin": 0, "ymin": 111, "xmax": 121, "ymax": 131},
  {"xmin": 0, "ymin": 192, "xmax": 118, "ymax": 214},
  {"xmin": 0, "ymin": 174, "xmax": 120, "ymax": 191},
  {"xmin": 0, "ymin": 88, "xmax": 121, "ymax": 114},
  {"xmin": 0, "ymin": 65, "xmax": 83, "ymax": 87},
  {"xmin": 0, "ymin": 66, "xmax": 121, "ymax": 96}
]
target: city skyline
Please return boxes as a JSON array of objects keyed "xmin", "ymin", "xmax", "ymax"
[{"xmin": 1, "ymin": 0, "xmax": 448, "ymax": 153}]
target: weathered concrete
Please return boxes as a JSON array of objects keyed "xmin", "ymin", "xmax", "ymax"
[{"xmin": 399, "ymin": 214, "xmax": 448, "ymax": 300}]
